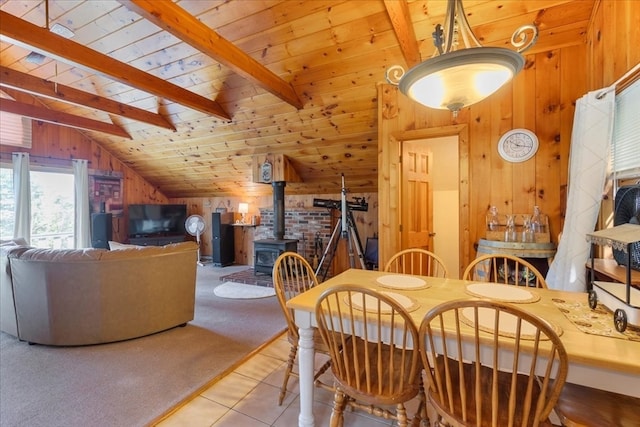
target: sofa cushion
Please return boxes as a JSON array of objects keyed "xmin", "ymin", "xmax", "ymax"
[
  {"xmin": 0, "ymin": 238, "xmax": 28, "ymax": 247},
  {"xmin": 9, "ymin": 241, "xmax": 196, "ymax": 263},
  {"xmin": 100, "ymin": 241, "xmax": 196, "ymax": 260},
  {"xmin": 9, "ymin": 247, "xmax": 106, "ymax": 261}
]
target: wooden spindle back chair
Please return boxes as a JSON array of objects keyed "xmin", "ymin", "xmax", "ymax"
[
  {"xmin": 384, "ymin": 248, "xmax": 449, "ymax": 278},
  {"xmin": 272, "ymin": 251, "xmax": 332, "ymax": 405},
  {"xmin": 463, "ymin": 254, "xmax": 548, "ymax": 288},
  {"xmin": 315, "ymin": 285, "xmax": 426, "ymax": 427},
  {"xmin": 419, "ymin": 299, "xmax": 568, "ymax": 427}
]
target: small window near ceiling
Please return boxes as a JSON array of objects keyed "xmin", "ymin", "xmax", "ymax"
[{"xmin": 0, "ymin": 111, "xmax": 32, "ymax": 148}]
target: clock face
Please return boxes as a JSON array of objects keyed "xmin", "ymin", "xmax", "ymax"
[{"xmin": 498, "ymin": 129, "xmax": 539, "ymax": 162}]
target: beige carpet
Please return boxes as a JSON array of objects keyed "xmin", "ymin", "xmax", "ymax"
[{"xmin": 0, "ymin": 264, "xmax": 286, "ymax": 427}]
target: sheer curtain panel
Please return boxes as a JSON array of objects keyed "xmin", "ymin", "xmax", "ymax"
[
  {"xmin": 546, "ymin": 87, "xmax": 615, "ymax": 291},
  {"xmin": 73, "ymin": 159, "xmax": 91, "ymax": 248},
  {"xmin": 12, "ymin": 152, "xmax": 30, "ymax": 244}
]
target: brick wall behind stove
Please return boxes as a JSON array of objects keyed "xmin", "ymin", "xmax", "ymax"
[{"xmin": 256, "ymin": 208, "xmax": 332, "ymax": 258}]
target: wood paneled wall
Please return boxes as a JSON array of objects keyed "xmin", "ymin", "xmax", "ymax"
[
  {"xmin": 378, "ymin": 44, "xmax": 588, "ymax": 277},
  {"xmin": 378, "ymin": 0, "xmax": 640, "ymax": 277},
  {"xmin": 586, "ymin": 0, "xmax": 640, "ymax": 91},
  {"xmin": 0, "ymin": 110, "xmax": 169, "ymax": 243}
]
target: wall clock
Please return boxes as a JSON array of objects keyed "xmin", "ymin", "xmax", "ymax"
[
  {"xmin": 261, "ymin": 160, "xmax": 272, "ymax": 183},
  {"xmin": 497, "ymin": 129, "xmax": 539, "ymax": 162}
]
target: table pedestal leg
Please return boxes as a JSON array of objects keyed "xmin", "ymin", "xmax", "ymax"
[{"xmin": 298, "ymin": 326, "xmax": 315, "ymax": 427}]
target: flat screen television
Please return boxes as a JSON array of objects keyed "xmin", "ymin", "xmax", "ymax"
[{"xmin": 128, "ymin": 204, "xmax": 187, "ymax": 238}]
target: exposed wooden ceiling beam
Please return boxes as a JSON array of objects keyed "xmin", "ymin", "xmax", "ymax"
[
  {"xmin": 383, "ymin": 0, "xmax": 421, "ymax": 68},
  {"xmin": 0, "ymin": 11, "xmax": 231, "ymax": 120},
  {"xmin": 0, "ymin": 98, "xmax": 131, "ymax": 139},
  {"xmin": 118, "ymin": 0, "xmax": 304, "ymax": 110},
  {"xmin": 0, "ymin": 66, "xmax": 176, "ymax": 131}
]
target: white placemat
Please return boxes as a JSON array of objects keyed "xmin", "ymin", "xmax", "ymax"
[
  {"xmin": 465, "ymin": 283, "xmax": 540, "ymax": 303},
  {"xmin": 376, "ymin": 274, "xmax": 429, "ymax": 290},
  {"xmin": 460, "ymin": 307, "xmax": 562, "ymax": 340},
  {"xmin": 345, "ymin": 291, "xmax": 420, "ymax": 313}
]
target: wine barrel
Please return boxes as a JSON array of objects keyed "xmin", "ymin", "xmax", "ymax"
[{"xmin": 475, "ymin": 239, "xmax": 556, "ymax": 276}]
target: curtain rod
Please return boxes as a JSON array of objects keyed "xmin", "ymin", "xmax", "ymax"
[
  {"xmin": 597, "ymin": 62, "xmax": 640, "ymax": 99},
  {"xmin": 0, "ymin": 152, "xmax": 91, "ymax": 164}
]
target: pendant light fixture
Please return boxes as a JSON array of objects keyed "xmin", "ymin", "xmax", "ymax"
[{"xmin": 386, "ymin": 0, "xmax": 538, "ymax": 117}]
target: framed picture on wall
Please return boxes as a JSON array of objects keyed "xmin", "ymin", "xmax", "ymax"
[{"xmin": 89, "ymin": 170, "xmax": 124, "ymax": 217}]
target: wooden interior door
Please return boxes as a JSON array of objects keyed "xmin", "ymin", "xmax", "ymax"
[{"xmin": 401, "ymin": 141, "xmax": 433, "ymax": 250}]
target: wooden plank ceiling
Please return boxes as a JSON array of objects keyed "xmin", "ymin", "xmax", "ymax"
[{"xmin": 0, "ymin": 0, "xmax": 595, "ymax": 197}]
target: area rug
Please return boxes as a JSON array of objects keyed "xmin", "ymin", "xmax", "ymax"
[
  {"xmin": 214, "ymin": 281, "xmax": 276, "ymax": 299},
  {"xmin": 0, "ymin": 265, "xmax": 286, "ymax": 427}
]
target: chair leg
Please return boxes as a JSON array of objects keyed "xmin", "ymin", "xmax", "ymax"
[
  {"xmin": 279, "ymin": 344, "xmax": 297, "ymax": 406},
  {"xmin": 410, "ymin": 394, "xmax": 429, "ymax": 427},
  {"xmin": 330, "ymin": 390, "xmax": 347, "ymax": 427},
  {"xmin": 397, "ymin": 403, "xmax": 409, "ymax": 427}
]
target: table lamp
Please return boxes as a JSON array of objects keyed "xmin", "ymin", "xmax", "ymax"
[{"xmin": 238, "ymin": 203, "xmax": 249, "ymax": 224}]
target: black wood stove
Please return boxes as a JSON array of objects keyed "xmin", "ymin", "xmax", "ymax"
[{"xmin": 254, "ymin": 181, "xmax": 298, "ymax": 275}]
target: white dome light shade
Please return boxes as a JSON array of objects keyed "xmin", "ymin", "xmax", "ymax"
[{"xmin": 398, "ymin": 47, "xmax": 524, "ymax": 113}]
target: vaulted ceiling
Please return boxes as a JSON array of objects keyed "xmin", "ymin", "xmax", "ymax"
[{"xmin": 0, "ymin": 0, "xmax": 596, "ymax": 197}]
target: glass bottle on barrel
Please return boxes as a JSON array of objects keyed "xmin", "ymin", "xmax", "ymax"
[
  {"xmin": 522, "ymin": 215, "xmax": 535, "ymax": 243},
  {"xmin": 504, "ymin": 214, "xmax": 517, "ymax": 242},
  {"xmin": 486, "ymin": 206, "xmax": 500, "ymax": 231},
  {"xmin": 531, "ymin": 206, "xmax": 547, "ymax": 234}
]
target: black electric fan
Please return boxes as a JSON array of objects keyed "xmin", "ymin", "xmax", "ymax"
[{"xmin": 613, "ymin": 184, "xmax": 640, "ymax": 271}]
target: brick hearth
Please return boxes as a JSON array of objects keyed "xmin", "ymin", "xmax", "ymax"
[
  {"xmin": 255, "ymin": 208, "xmax": 332, "ymax": 259},
  {"xmin": 220, "ymin": 268, "xmax": 274, "ymax": 287}
]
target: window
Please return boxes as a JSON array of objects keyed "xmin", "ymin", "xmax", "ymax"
[
  {"xmin": 0, "ymin": 166, "xmax": 75, "ymax": 248},
  {"xmin": 0, "ymin": 111, "xmax": 32, "ymax": 148},
  {"xmin": 611, "ymin": 78, "xmax": 640, "ymax": 182}
]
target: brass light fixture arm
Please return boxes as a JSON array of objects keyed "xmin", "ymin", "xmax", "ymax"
[{"xmin": 511, "ymin": 24, "xmax": 539, "ymax": 53}]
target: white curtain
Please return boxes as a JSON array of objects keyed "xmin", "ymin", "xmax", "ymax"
[
  {"xmin": 73, "ymin": 159, "xmax": 91, "ymax": 249},
  {"xmin": 12, "ymin": 152, "xmax": 31, "ymax": 244},
  {"xmin": 546, "ymin": 87, "xmax": 616, "ymax": 292}
]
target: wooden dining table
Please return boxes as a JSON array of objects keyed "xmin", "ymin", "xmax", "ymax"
[{"xmin": 286, "ymin": 268, "xmax": 640, "ymax": 427}]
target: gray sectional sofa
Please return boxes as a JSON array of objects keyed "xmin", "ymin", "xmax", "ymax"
[{"xmin": 0, "ymin": 240, "xmax": 198, "ymax": 346}]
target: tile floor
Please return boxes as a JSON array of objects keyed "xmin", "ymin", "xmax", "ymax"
[{"xmin": 155, "ymin": 331, "xmax": 424, "ymax": 426}]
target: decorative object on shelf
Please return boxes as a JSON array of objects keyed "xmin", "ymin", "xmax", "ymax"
[
  {"xmin": 238, "ymin": 203, "xmax": 249, "ymax": 224},
  {"xmin": 521, "ymin": 214, "xmax": 535, "ymax": 243},
  {"xmin": 89, "ymin": 169, "xmax": 124, "ymax": 217},
  {"xmin": 260, "ymin": 159, "xmax": 272, "ymax": 183},
  {"xmin": 504, "ymin": 214, "xmax": 517, "ymax": 242},
  {"xmin": 185, "ymin": 214, "xmax": 206, "ymax": 266},
  {"xmin": 385, "ymin": 0, "xmax": 538, "ymax": 117},
  {"xmin": 531, "ymin": 205, "xmax": 547, "ymax": 233},
  {"xmin": 215, "ymin": 201, "xmax": 227, "ymax": 213},
  {"xmin": 498, "ymin": 129, "xmax": 539, "ymax": 162},
  {"xmin": 486, "ymin": 206, "xmax": 499, "ymax": 231}
]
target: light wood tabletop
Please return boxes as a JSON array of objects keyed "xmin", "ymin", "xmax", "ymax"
[{"xmin": 287, "ymin": 268, "xmax": 640, "ymax": 427}]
